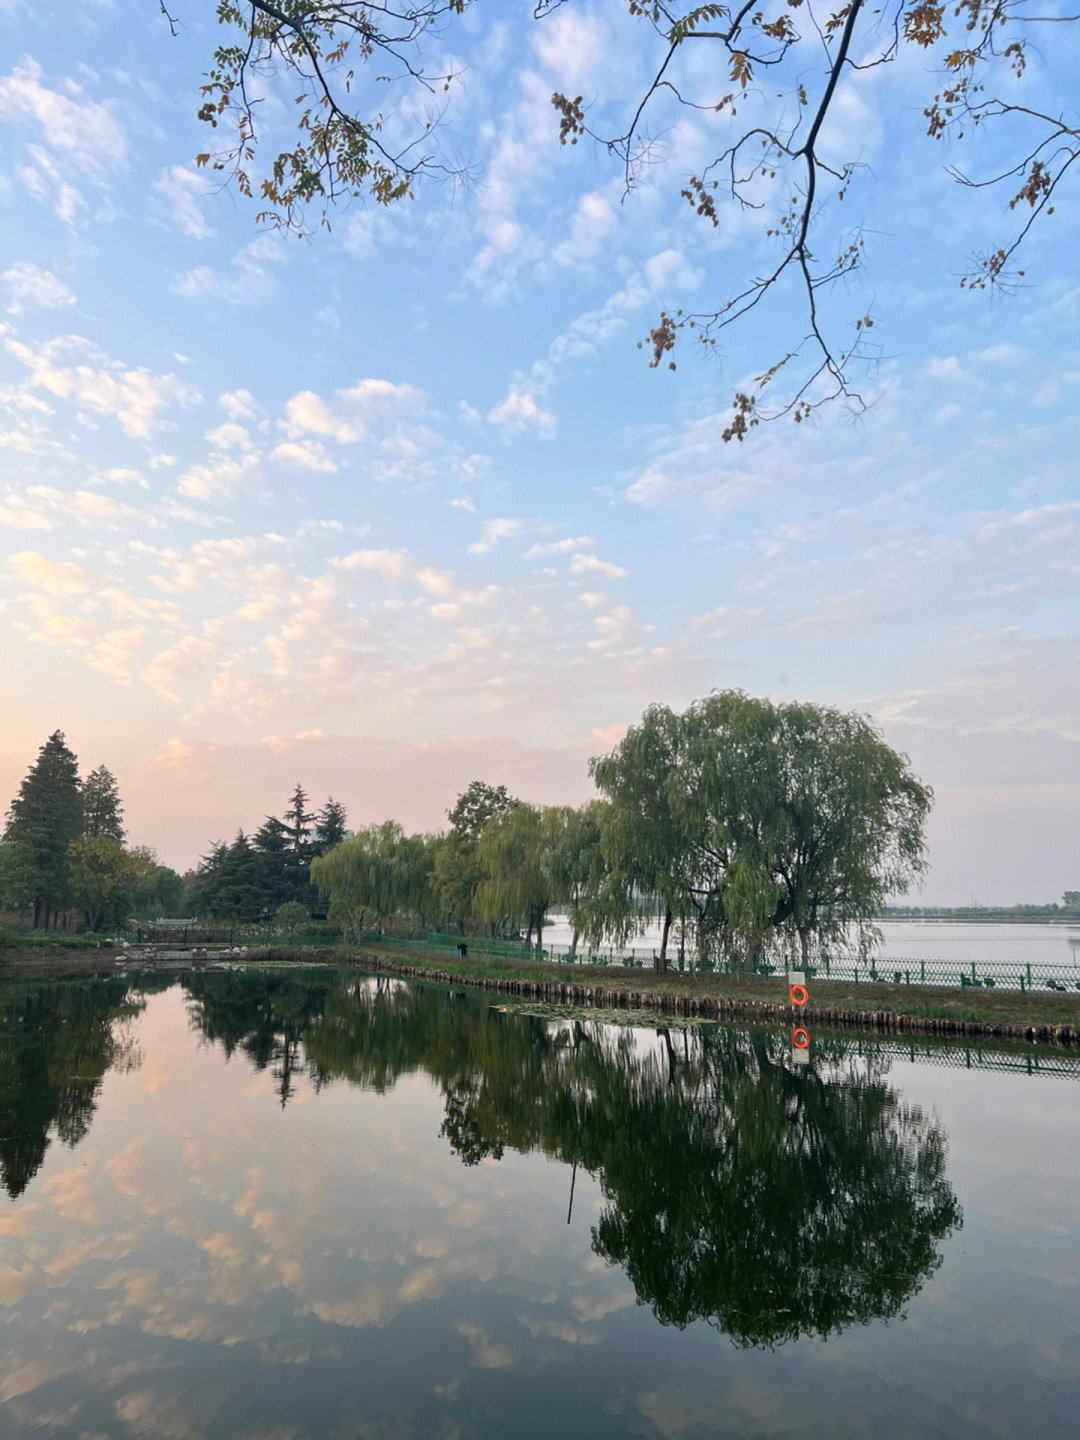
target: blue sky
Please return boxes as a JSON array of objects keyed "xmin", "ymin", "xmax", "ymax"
[{"xmin": 1, "ymin": 2, "xmax": 1078, "ymax": 900}]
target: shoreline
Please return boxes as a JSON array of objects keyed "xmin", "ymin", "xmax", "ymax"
[
  {"xmin": 352, "ymin": 953, "xmax": 1080, "ymax": 1048},
  {"xmin": 4, "ymin": 939, "xmax": 1079, "ymax": 1047}
]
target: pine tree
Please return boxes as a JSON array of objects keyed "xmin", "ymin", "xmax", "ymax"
[
  {"xmin": 80, "ymin": 766, "xmax": 125, "ymax": 843},
  {"xmin": 3, "ymin": 731, "xmax": 83, "ymax": 929},
  {"xmin": 313, "ymin": 797, "xmax": 347, "ymax": 855},
  {"xmin": 283, "ymin": 784, "xmax": 312, "ymax": 854}
]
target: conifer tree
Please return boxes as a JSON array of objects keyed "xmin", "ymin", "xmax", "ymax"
[
  {"xmin": 80, "ymin": 766, "xmax": 125, "ymax": 843},
  {"xmin": 3, "ymin": 731, "xmax": 83, "ymax": 929}
]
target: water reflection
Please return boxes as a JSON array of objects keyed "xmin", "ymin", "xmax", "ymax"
[
  {"xmin": 3, "ymin": 971, "xmax": 1078, "ymax": 1440},
  {"xmin": 181, "ymin": 971, "xmax": 961, "ymax": 1345},
  {"xmin": 0, "ymin": 978, "xmax": 146, "ymax": 1198}
]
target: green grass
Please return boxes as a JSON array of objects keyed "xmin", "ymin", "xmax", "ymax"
[{"xmin": 351, "ymin": 939, "xmax": 1080, "ymax": 1032}]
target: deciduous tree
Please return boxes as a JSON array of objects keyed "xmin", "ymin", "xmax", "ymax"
[
  {"xmin": 592, "ymin": 693, "xmax": 931, "ymax": 970},
  {"xmin": 185, "ymin": 0, "xmax": 1079, "ymax": 429}
]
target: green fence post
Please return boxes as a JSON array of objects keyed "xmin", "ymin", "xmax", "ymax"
[
  {"xmin": 920, "ymin": 961, "xmax": 925, "ymax": 983},
  {"xmin": 1026, "ymin": 963, "xmax": 1032, "ymax": 989}
]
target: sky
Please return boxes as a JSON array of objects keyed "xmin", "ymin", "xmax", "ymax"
[{"xmin": 1, "ymin": 1, "xmax": 1078, "ymax": 901}]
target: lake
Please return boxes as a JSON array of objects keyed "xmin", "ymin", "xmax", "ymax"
[
  {"xmin": 2, "ymin": 970, "xmax": 1078, "ymax": 1439},
  {"xmin": 540, "ymin": 917, "xmax": 1080, "ymax": 987}
]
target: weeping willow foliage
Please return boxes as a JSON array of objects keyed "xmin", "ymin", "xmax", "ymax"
[{"xmin": 310, "ymin": 823, "xmax": 443, "ymax": 936}]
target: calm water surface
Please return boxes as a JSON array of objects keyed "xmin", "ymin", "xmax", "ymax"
[{"xmin": 2, "ymin": 970, "xmax": 1078, "ymax": 1439}]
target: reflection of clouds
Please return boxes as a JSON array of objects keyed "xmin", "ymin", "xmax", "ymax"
[
  {"xmin": 636, "ymin": 1386, "xmax": 719, "ymax": 1440},
  {"xmin": 115, "ymin": 1388, "xmax": 206, "ymax": 1440},
  {"xmin": 0, "ymin": 1359, "xmax": 56, "ymax": 1405},
  {"xmin": 519, "ymin": 1314, "xmax": 602, "ymax": 1346},
  {"xmin": 456, "ymin": 1321, "xmax": 515, "ymax": 1370},
  {"xmin": 5, "ymin": 981, "xmax": 1078, "ymax": 1440},
  {"xmin": 40, "ymin": 1162, "xmax": 103, "ymax": 1226}
]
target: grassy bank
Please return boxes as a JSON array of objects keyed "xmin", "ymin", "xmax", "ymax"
[{"xmin": 2, "ymin": 935, "xmax": 1078, "ymax": 1044}]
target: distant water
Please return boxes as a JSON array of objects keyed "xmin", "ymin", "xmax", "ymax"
[{"xmin": 542, "ymin": 916, "xmax": 1080, "ymax": 969}]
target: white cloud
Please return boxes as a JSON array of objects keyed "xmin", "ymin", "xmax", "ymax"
[
  {"xmin": 469, "ymin": 517, "xmax": 521, "ymax": 554},
  {"xmin": 523, "ymin": 535, "xmax": 594, "ymax": 558},
  {"xmin": 153, "ymin": 165, "xmax": 214, "ymax": 239},
  {"xmin": 281, "ymin": 390, "xmax": 360, "ymax": 444},
  {"xmin": 487, "ymin": 388, "xmax": 556, "ymax": 436},
  {"xmin": 339, "ymin": 378, "xmax": 423, "ymax": 412},
  {"xmin": 1, "ymin": 260, "xmax": 75, "ymax": 311},
  {"xmin": 0, "ymin": 58, "xmax": 125, "ymax": 164},
  {"xmin": 6, "ymin": 332, "xmax": 200, "ymax": 437},
  {"xmin": 531, "ymin": 9, "xmax": 608, "ymax": 84},
  {"xmin": 272, "ymin": 439, "xmax": 338, "ymax": 473},
  {"xmin": 9, "ymin": 549, "xmax": 91, "ymax": 595},
  {"xmin": 570, "ymin": 553, "xmax": 629, "ymax": 581},
  {"xmin": 0, "ymin": 491, "xmax": 54, "ymax": 528},
  {"xmin": 177, "ymin": 454, "xmax": 262, "ymax": 501},
  {"xmin": 219, "ymin": 389, "xmax": 257, "ymax": 421},
  {"xmin": 172, "ymin": 237, "xmax": 287, "ymax": 307}
]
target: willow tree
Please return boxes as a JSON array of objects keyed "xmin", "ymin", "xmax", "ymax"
[
  {"xmin": 591, "ymin": 693, "xmax": 931, "ymax": 970},
  {"xmin": 474, "ymin": 801, "xmax": 564, "ymax": 949},
  {"xmin": 433, "ymin": 781, "xmax": 513, "ymax": 930},
  {"xmin": 540, "ymin": 801, "xmax": 610, "ymax": 956},
  {"xmin": 590, "ymin": 703, "xmax": 731, "ymax": 970},
  {"xmin": 311, "ymin": 822, "xmax": 441, "ymax": 936}
]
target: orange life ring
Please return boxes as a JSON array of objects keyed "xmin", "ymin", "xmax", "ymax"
[
  {"xmin": 792, "ymin": 1027, "xmax": 810, "ymax": 1050},
  {"xmin": 789, "ymin": 983, "xmax": 809, "ymax": 1007}
]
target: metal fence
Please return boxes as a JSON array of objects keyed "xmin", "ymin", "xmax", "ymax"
[{"xmin": 424, "ymin": 932, "xmax": 1080, "ymax": 994}]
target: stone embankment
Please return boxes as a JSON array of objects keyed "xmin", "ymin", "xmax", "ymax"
[{"xmin": 354, "ymin": 954, "xmax": 1080, "ymax": 1048}]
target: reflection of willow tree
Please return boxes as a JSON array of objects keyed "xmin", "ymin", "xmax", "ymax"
[
  {"xmin": 182, "ymin": 973, "xmax": 961, "ymax": 1346},
  {"xmin": 583, "ymin": 1029, "xmax": 961, "ymax": 1344},
  {"xmin": 0, "ymin": 979, "xmax": 146, "ymax": 1199}
]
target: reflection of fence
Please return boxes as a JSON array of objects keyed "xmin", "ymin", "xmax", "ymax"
[
  {"xmin": 846, "ymin": 1036, "xmax": 1080, "ymax": 1079},
  {"xmin": 424, "ymin": 932, "xmax": 1080, "ymax": 994}
]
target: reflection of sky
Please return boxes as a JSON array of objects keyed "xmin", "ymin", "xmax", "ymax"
[{"xmin": 2, "ymin": 984, "xmax": 1078, "ymax": 1439}]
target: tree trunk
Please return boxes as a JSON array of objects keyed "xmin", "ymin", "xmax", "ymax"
[
  {"xmin": 570, "ymin": 924, "xmax": 579, "ymax": 957},
  {"xmin": 656, "ymin": 907, "xmax": 672, "ymax": 973}
]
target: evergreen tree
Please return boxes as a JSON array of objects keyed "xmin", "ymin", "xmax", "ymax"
[
  {"xmin": 283, "ymin": 784, "xmax": 313, "ymax": 855},
  {"xmin": 80, "ymin": 765, "xmax": 125, "ymax": 843},
  {"xmin": 253, "ymin": 814, "xmax": 291, "ymax": 913},
  {"xmin": 313, "ymin": 797, "xmax": 347, "ymax": 855},
  {"xmin": 3, "ymin": 731, "xmax": 83, "ymax": 929}
]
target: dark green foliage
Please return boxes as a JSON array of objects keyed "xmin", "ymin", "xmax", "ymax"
[
  {"xmin": 80, "ymin": 765, "xmax": 125, "ymax": 843},
  {"xmin": 3, "ymin": 731, "xmax": 83, "ymax": 930},
  {"xmin": 591, "ymin": 693, "xmax": 932, "ymax": 972},
  {"xmin": 0, "ymin": 979, "xmax": 146, "ymax": 1197},
  {"xmin": 178, "ymin": 972, "xmax": 962, "ymax": 1346},
  {"xmin": 314, "ymin": 797, "xmax": 348, "ymax": 853},
  {"xmin": 433, "ymin": 781, "xmax": 514, "ymax": 930}
]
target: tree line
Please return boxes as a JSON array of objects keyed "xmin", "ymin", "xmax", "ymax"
[
  {"xmin": 0, "ymin": 732, "xmax": 180, "ymax": 932},
  {"xmin": 1, "ymin": 694, "xmax": 932, "ymax": 970},
  {"xmin": 265, "ymin": 692, "xmax": 931, "ymax": 973}
]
